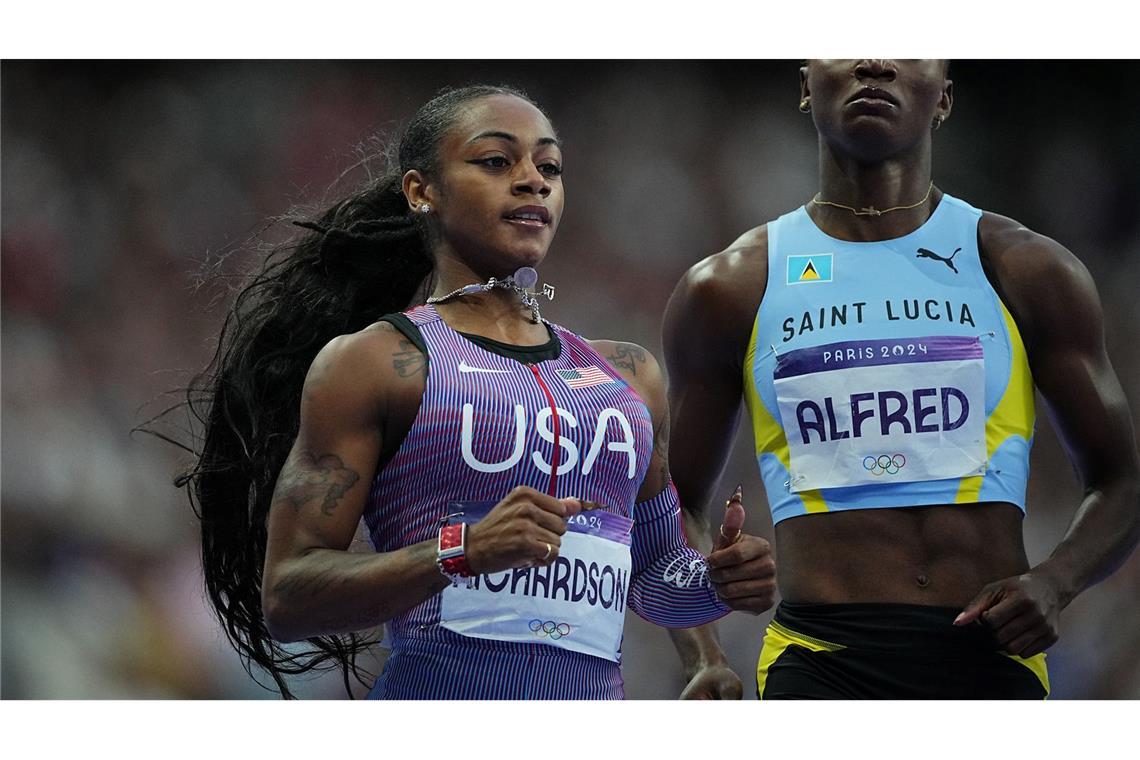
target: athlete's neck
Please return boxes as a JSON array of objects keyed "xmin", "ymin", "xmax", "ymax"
[
  {"xmin": 430, "ymin": 257, "xmax": 549, "ymax": 345},
  {"xmin": 810, "ymin": 141, "xmax": 938, "ymax": 242}
]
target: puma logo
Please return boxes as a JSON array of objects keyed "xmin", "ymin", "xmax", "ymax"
[{"xmin": 916, "ymin": 247, "xmax": 961, "ymax": 274}]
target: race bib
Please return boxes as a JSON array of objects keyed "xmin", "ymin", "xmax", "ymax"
[
  {"xmin": 773, "ymin": 336, "xmax": 987, "ymax": 492},
  {"xmin": 439, "ymin": 501, "xmax": 633, "ymax": 663}
]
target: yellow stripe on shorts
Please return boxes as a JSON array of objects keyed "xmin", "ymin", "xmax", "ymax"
[
  {"xmin": 755, "ymin": 620, "xmax": 844, "ymax": 699},
  {"xmin": 1002, "ymin": 651, "xmax": 1050, "ymax": 698}
]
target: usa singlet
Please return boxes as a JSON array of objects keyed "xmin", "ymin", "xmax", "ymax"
[
  {"xmin": 364, "ymin": 304, "xmax": 726, "ymax": 699},
  {"xmin": 743, "ymin": 194, "xmax": 1035, "ymax": 524}
]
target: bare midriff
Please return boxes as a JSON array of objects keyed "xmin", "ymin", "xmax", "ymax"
[{"xmin": 774, "ymin": 501, "xmax": 1028, "ymax": 606}]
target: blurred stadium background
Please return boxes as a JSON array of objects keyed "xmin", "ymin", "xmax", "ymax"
[{"xmin": 2, "ymin": 60, "xmax": 1138, "ymax": 699}]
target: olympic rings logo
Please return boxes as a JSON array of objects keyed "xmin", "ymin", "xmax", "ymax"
[
  {"xmin": 529, "ymin": 619, "xmax": 571, "ymax": 639},
  {"xmin": 862, "ymin": 453, "xmax": 907, "ymax": 476}
]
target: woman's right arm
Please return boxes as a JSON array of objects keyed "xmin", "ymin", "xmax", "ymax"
[
  {"xmin": 261, "ymin": 323, "xmax": 448, "ymax": 642},
  {"xmin": 261, "ymin": 322, "xmax": 580, "ymax": 643}
]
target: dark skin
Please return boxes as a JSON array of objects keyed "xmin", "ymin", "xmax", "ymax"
[
  {"xmin": 665, "ymin": 60, "xmax": 1140, "ymax": 662},
  {"xmin": 260, "ymin": 97, "xmax": 776, "ymax": 691}
]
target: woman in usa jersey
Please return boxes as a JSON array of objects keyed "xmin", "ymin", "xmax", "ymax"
[{"xmin": 173, "ymin": 85, "xmax": 776, "ymax": 699}]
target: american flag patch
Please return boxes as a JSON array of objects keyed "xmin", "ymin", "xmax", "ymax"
[{"xmin": 556, "ymin": 366, "xmax": 614, "ymax": 390}]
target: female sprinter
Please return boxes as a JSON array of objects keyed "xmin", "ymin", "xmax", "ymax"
[
  {"xmin": 664, "ymin": 60, "xmax": 1139, "ymax": 699},
  {"xmin": 177, "ymin": 85, "xmax": 776, "ymax": 699}
]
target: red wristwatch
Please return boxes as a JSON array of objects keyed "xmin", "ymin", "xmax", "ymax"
[{"xmin": 437, "ymin": 523, "xmax": 474, "ymax": 586}]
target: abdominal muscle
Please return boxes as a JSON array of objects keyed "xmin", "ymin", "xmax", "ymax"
[{"xmin": 774, "ymin": 501, "xmax": 1029, "ymax": 606}]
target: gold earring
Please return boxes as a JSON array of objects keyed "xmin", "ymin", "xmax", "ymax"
[{"xmin": 799, "ymin": 98, "xmax": 811, "ymax": 113}]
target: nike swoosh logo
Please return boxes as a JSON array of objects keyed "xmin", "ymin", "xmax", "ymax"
[{"xmin": 458, "ymin": 361, "xmax": 512, "ymax": 374}]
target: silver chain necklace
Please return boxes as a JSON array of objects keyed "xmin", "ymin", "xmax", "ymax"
[{"xmin": 426, "ymin": 267, "xmax": 555, "ymax": 324}]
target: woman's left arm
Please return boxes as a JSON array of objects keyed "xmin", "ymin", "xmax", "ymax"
[
  {"xmin": 592, "ymin": 339, "xmax": 776, "ymax": 697},
  {"xmin": 955, "ymin": 217, "xmax": 1140, "ymax": 656}
]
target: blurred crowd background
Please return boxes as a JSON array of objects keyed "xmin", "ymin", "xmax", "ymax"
[{"xmin": 3, "ymin": 60, "xmax": 1138, "ymax": 699}]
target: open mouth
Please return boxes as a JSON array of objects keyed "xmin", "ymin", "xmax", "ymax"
[{"xmin": 504, "ymin": 206, "xmax": 551, "ymax": 227}]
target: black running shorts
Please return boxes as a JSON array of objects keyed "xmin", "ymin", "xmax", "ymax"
[{"xmin": 757, "ymin": 602, "xmax": 1049, "ymax": 699}]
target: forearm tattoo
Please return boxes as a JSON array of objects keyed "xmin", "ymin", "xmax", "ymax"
[
  {"xmin": 271, "ymin": 562, "xmax": 343, "ymax": 599},
  {"xmin": 276, "ymin": 450, "xmax": 360, "ymax": 516},
  {"xmin": 607, "ymin": 343, "xmax": 647, "ymax": 375}
]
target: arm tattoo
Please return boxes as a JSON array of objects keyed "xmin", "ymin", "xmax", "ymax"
[
  {"xmin": 392, "ymin": 338, "xmax": 427, "ymax": 377},
  {"xmin": 607, "ymin": 343, "xmax": 647, "ymax": 375},
  {"xmin": 270, "ymin": 553, "xmax": 376, "ymax": 601},
  {"xmin": 277, "ymin": 450, "xmax": 360, "ymax": 516},
  {"xmin": 271, "ymin": 562, "xmax": 342, "ymax": 599}
]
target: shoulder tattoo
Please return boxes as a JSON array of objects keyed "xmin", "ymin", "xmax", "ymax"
[
  {"xmin": 606, "ymin": 343, "xmax": 647, "ymax": 376},
  {"xmin": 392, "ymin": 337, "xmax": 427, "ymax": 378}
]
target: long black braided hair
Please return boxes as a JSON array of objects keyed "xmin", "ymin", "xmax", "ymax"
[{"xmin": 160, "ymin": 84, "xmax": 539, "ymax": 698}]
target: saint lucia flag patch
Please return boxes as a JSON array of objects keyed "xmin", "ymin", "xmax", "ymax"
[{"xmin": 787, "ymin": 254, "xmax": 833, "ymax": 285}]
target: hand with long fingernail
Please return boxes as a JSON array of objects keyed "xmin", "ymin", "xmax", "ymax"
[
  {"xmin": 714, "ymin": 484, "xmax": 746, "ymax": 550},
  {"xmin": 706, "ymin": 485, "xmax": 777, "ymax": 615}
]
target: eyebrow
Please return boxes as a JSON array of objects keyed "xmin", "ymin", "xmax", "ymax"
[{"xmin": 468, "ymin": 130, "xmax": 561, "ymax": 148}]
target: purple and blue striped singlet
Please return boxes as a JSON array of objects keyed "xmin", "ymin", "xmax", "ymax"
[{"xmin": 363, "ymin": 305, "xmax": 725, "ymax": 699}]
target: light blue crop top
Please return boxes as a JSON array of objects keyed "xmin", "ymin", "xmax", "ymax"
[{"xmin": 743, "ymin": 194, "xmax": 1035, "ymax": 524}]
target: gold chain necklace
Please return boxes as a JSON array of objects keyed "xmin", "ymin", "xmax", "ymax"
[{"xmin": 811, "ymin": 181, "xmax": 934, "ymax": 217}]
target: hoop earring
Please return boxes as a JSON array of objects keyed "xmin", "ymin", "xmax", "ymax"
[
  {"xmin": 932, "ymin": 115, "xmax": 944, "ymax": 131},
  {"xmin": 799, "ymin": 98, "xmax": 811, "ymax": 113}
]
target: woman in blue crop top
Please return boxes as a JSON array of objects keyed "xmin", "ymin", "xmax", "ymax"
[{"xmin": 665, "ymin": 60, "xmax": 1140, "ymax": 699}]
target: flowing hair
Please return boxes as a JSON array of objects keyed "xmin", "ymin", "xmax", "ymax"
[{"xmin": 148, "ymin": 84, "xmax": 538, "ymax": 698}]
